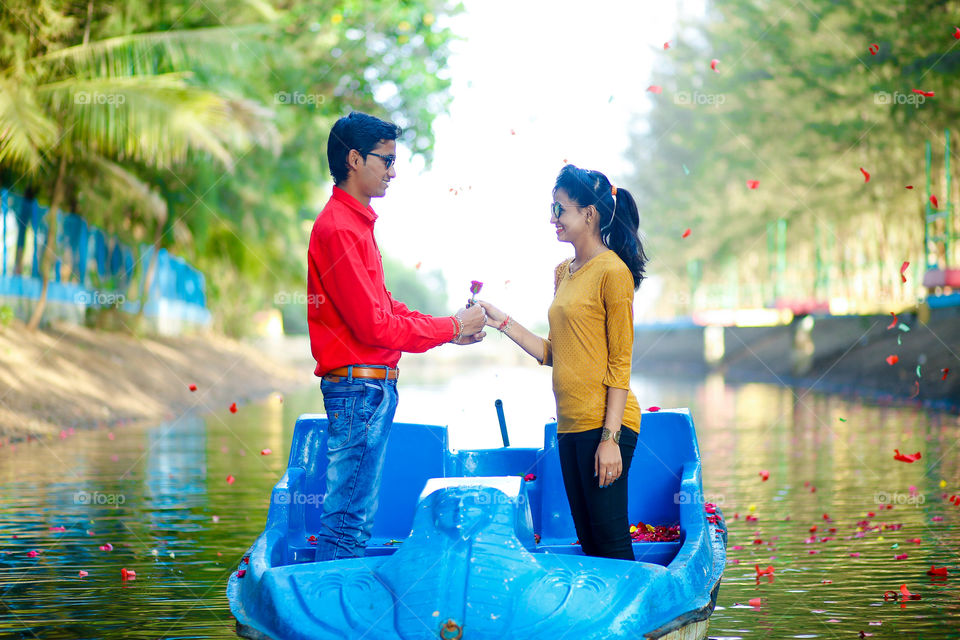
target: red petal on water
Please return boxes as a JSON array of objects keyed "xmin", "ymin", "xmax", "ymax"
[
  {"xmin": 26, "ymin": 550, "xmax": 39, "ymax": 558},
  {"xmin": 710, "ymin": 58, "xmax": 719, "ymax": 71},
  {"xmin": 647, "ymin": 406, "xmax": 661, "ymax": 412},
  {"xmin": 900, "ymin": 584, "xmax": 919, "ymax": 599},
  {"xmin": 99, "ymin": 543, "xmax": 113, "ymax": 551},
  {"xmin": 78, "ymin": 570, "xmax": 88, "ymax": 578},
  {"xmin": 860, "ymin": 167, "xmax": 871, "ymax": 182},
  {"xmin": 895, "ymin": 553, "xmax": 908, "ymax": 560},
  {"xmin": 869, "ymin": 43, "xmax": 879, "ymax": 55},
  {"xmin": 746, "ymin": 179, "xmax": 760, "ymax": 189},
  {"xmin": 759, "ymin": 469, "xmax": 770, "ymax": 481},
  {"xmin": 885, "ymin": 355, "xmax": 899, "ymax": 366},
  {"xmin": 188, "ymin": 384, "xmax": 197, "ymax": 392},
  {"xmin": 121, "ymin": 568, "xmax": 136, "ymax": 580},
  {"xmin": 682, "ymin": 228, "xmax": 692, "ymax": 238},
  {"xmin": 887, "ymin": 312, "xmax": 897, "ymax": 329},
  {"xmin": 748, "ymin": 597, "xmax": 763, "ymax": 607},
  {"xmin": 229, "ymin": 402, "xmax": 238, "ymax": 414},
  {"xmin": 850, "ymin": 552, "xmax": 861, "ymax": 557},
  {"xmin": 905, "ymin": 185, "xmax": 914, "ymax": 189},
  {"xmin": 893, "ymin": 449, "xmax": 921, "ymax": 463},
  {"xmin": 927, "ymin": 566, "xmax": 948, "ymax": 576},
  {"xmin": 754, "ymin": 564, "xmax": 775, "ymax": 575},
  {"xmin": 226, "ymin": 475, "xmax": 236, "ymax": 484},
  {"xmin": 647, "ymin": 85, "xmax": 663, "ymax": 94},
  {"xmin": 260, "ymin": 448, "xmax": 272, "ymax": 456},
  {"xmin": 930, "ymin": 195, "xmax": 939, "ymax": 209}
]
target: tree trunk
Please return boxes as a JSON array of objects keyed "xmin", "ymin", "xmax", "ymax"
[
  {"xmin": 134, "ymin": 210, "xmax": 166, "ymax": 326},
  {"xmin": 26, "ymin": 156, "xmax": 68, "ymax": 331}
]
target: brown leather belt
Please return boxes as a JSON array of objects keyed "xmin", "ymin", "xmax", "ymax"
[{"xmin": 323, "ymin": 366, "xmax": 399, "ymax": 382}]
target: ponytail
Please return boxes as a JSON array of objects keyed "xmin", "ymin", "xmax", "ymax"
[{"xmin": 553, "ymin": 164, "xmax": 648, "ymax": 290}]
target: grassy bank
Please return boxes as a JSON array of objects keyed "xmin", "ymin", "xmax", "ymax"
[{"xmin": 0, "ymin": 321, "xmax": 314, "ymax": 443}]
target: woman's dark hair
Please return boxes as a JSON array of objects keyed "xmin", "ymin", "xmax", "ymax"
[
  {"xmin": 554, "ymin": 164, "xmax": 648, "ymax": 289},
  {"xmin": 327, "ymin": 112, "xmax": 402, "ymax": 185}
]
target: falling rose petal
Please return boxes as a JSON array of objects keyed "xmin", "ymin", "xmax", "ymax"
[
  {"xmin": 188, "ymin": 384, "xmax": 197, "ymax": 392},
  {"xmin": 237, "ymin": 569, "xmax": 247, "ymax": 578},
  {"xmin": 682, "ymin": 228, "xmax": 692, "ymax": 239},
  {"xmin": 414, "ymin": 261, "xmax": 422, "ymax": 270},
  {"xmin": 885, "ymin": 355, "xmax": 899, "ymax": 366},
  {"xmin": 226, "ymin": 475, "xmax": 236, "ymax": 485},
  {"xmin": 869, "ymin": 43, "xmax": 880, "ymax": 55},
  {"xmin": 647, "ymin": 85, "xmax": 663, "ymax": 94},
  {"xmin": 510, "ymin": 129, "xmax": 516, "ymax": 136},
  {"xmin": 523, "ymin": 473, "xmax": 537, "ymax": 481},
  {"xmin": 911, "ymin": 89, "xmax": 935, "ymax": 97},
  {"xmin": 260, "ymin": 448, "xmax": 272, "ymax": 456},
  {"xmin": 229, "ymin": 402, "xmax": 238, "ymax": 414},
  {"xmin": 664, "ymin": 41, "xmax": 670, "ymax": 50},
  {"xmin": 759, "ymin": 469, "xmax": 770, "ymax": 481},
  {"xmin": 955, "ymin": 26, "xmax": 960, "ymax": 39},
  {"xmin": 746, "ymin": 179, "xmax": 760, "ymax": 189},
  {"xmin": 710, "ymin": 58, "xmax": 719, "ymax": 72},
  {"xmin": 893, "ymin": 449, "xmax": 921, "ymax": 463},
  {"xmin": 860, "ymin": 167, "xmax": 871, "ymax": 182},
  {"xmin": 78, "ymin": 570, "xmax": 88, "ymax": 578},
  {"xmin": 905, "ymin": 185, "xmax": 914, "ymax": 189},
  {"xmin": 647, "ymin": 406, "xmax": 661, "ymax": 412},
  {"xmin": 887, "ymin": 313, "xmax": 897, "ymax": 329},
  {"xmin": 930, "ymin": 195, "xmax": 939, "ymax": 209},
  {"xmin": 909, "ymin": 381, "xmax": 920, "ymax": 399},
  {"xmin": 941, "ymin": 368, "xmax": 949, "ymax": 380},
  {"xmin": 107, "ymin": 432, "xmax": 115, "ymax": 441}
]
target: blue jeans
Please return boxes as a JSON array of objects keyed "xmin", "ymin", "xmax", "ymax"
[{"xmin": 315, "ymin": 377, "xmax": 399, "ymax": 561}]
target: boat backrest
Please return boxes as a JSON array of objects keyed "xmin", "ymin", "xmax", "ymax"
[{"xmin": 537, "ymin": 410, "xmax": 700, "ymax": 541}]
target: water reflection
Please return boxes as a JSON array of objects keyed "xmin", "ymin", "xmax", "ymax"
[{"xmin": 0, "ymin": 367, "xmax": 957, "ymax": 639}]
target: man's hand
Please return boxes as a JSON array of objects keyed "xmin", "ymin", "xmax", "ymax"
[{"xmin": 452, "ymin": 304, "xmax": 486, "ymax": 345}]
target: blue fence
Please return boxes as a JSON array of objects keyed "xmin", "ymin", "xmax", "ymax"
[{"xmin": 1, "ymin": 187, "xmax": 210, "ymax": 330}]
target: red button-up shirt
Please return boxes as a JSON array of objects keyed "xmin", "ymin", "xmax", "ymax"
[{"xmin": 307, "ymin": 186, "xmax": 457, "ymax": 377}]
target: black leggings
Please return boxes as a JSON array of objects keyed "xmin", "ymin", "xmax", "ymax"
[{"xmin": 557, "ymin": 427, "xmax": 637, "ymax": 560}]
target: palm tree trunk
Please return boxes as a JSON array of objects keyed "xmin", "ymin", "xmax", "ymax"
[
  {"xmin": 134, "ymin": 211, "xmax": 165, "ymax": 325},
  {"xmin": 26, "ymin": 156, "xmax": 68, "ymax": 331}
]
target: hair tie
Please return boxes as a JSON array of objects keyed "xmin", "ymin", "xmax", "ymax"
[{"xmin": 611, "ymin": 186, "xmax": 617, "ymax": 196}]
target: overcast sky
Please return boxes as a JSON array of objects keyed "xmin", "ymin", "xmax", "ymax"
[{"xmin": 373, "ymin": 0, "xmax": 693, "ymax": 325}]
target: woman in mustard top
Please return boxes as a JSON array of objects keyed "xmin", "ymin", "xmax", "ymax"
[{"xmin": 480, "ymin": 164, "xmax": 648, "ymax": 560}]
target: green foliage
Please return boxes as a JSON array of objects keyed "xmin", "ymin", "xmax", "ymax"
[
  {"xmin": 628, "ymin": 0, "xmax": 960, "ymax": 315},
  {"xmin": 0, "ymin": 0, "xmax": 462, "ymax": 335},
  {"xmin": 382, "ymin": 255, "xmax": 448, "ymax": 316},
  {"xmin": 0, "ymin": 304, "xmax": 13, "ymax": 327}
]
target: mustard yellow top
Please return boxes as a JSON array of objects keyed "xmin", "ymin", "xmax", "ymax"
[{"xmin": 541, "ymin": 251, "xmax": 641, "ymax": 434}]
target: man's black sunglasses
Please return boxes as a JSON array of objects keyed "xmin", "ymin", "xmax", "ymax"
[{"xmin": 366, "ymin": 152, "xmax": 396, "ymax": 170}]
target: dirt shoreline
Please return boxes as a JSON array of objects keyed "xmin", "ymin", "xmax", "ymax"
[{"xmin": 0, "ymin": 320, "xmax": 315, "ymax": 444}]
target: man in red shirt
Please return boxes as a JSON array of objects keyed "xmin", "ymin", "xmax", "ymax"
[{"xmin": 307, "ymin": 112, "xmax": 486, "ymax": 561}]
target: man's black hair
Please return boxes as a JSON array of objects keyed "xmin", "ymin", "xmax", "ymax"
[{"xmin": 327, "ymin": 112, "xmax": 402, "ymax": 185}]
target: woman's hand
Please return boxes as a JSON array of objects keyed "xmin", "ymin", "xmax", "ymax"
[
  {"xmin": 595, "ymin": 439, "xmax": 623, "ymax": 488},
  {"xmin": 477, "ymin": 300, "xmax": 506, "ymax": 328}
]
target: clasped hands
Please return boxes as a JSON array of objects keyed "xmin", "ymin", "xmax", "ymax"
[{"xmin": 452, "ymin": 300, "xmax": 510, "ymax": 345}]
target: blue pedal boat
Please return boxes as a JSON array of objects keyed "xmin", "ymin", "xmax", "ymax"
[{"xmin": 227, "ymin": 409, "xmax": 726, "ymax": 640}]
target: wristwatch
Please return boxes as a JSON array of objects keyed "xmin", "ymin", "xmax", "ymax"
[{"xmin": 600, "ymin": 428, "xmax": 621, "ymax": 444}]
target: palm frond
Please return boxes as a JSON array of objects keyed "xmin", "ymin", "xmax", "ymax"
[
  {"xmin": 33, "ymin": 25, "xmax": 275, "ymax": 80},
  {"xmin": 81, "ymin": 153, "xmax": 166, "ymax": 222},
  {"xmin": 0, "ymin": 76, "xmax": 60, "ymax": 175}
]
